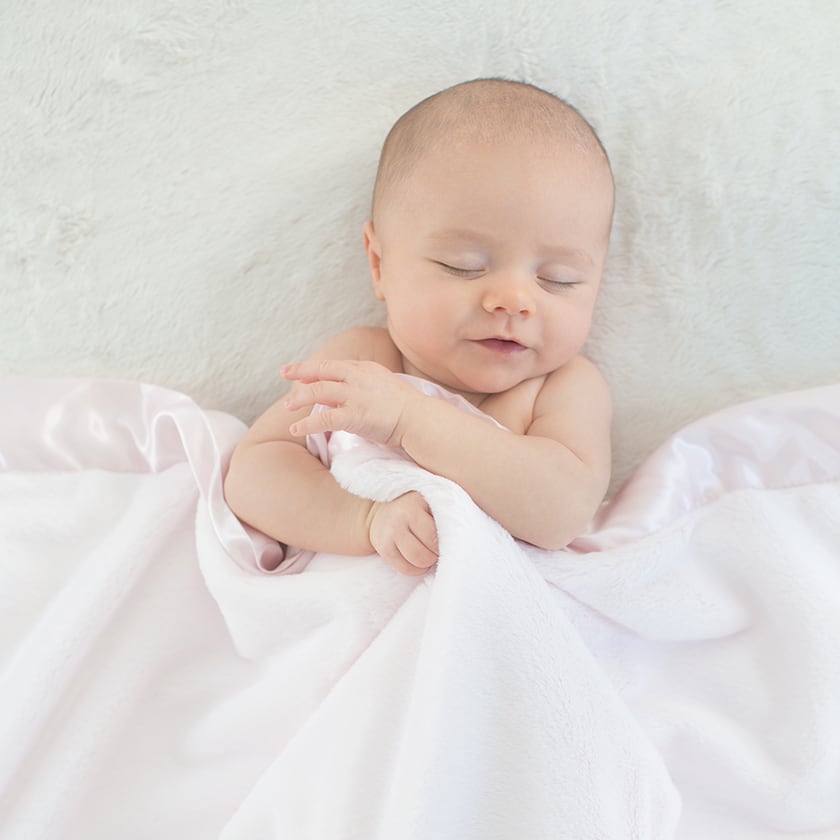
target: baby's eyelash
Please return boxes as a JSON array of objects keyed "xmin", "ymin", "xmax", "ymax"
[
  {"xmin": 539, "ymin": 277, "xmax": 579, "ymax": 287},
  {"xmin": 437, "ymin": 262, "xmax": 482, "ymax": 277},
  {"xmin": 434, "ymin": 261, "xmax": 580, "ymax": 288}
]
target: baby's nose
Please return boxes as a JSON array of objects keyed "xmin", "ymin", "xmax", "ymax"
[{"xmin": 481, "ymin": 274, "xmax": 535, "ymax": 316}]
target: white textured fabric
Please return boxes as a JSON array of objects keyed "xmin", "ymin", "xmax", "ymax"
[
  {"xmin": 1, "ymin": 378, "xmax": 839, "ymax": 838},
  {"xmin": 2, "ymin": 1, "xmax": 839, "ymax": 490}
]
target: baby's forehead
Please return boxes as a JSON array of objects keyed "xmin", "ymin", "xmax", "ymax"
[
  {"xmin": 412, "ymin": 106, "xmax": 587, "ymax": 156},
  {"xmin": 395, "ymin": 118, "xmax": 611, "ymax": 196}
]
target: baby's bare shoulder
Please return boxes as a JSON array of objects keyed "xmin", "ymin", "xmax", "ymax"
[
  {"xmin": 480, "ymin": 377, "xmax": 545, "ymax": 434},
  {"xmin": 537, "ymin": 355, "xmax": 611, "ymax": 414},
  {"xmin": 311, "ymin": 326, "xmax": 401, "ymax": 370},
  {"xmin": 527, "ymin": 355, "xmax": 612, "ymax": 470},
  {"xmin": 482, "ymin": 358, "xmax": 605, "ymax": 430}
]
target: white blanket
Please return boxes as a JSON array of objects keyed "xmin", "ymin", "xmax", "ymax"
[{"xmin": 2, "ymin": 378, "xmax": 839, "ymax": 839}]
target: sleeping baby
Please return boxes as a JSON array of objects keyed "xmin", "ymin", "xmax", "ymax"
[{"xmin": 224, "ymin": 77, "xmax": 615, "ymax": 574}]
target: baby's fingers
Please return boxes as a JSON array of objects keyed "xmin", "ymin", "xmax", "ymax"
[
  {"xmin": 282, "ymin": 359, "xmax": 352, "ymax": 384},
  {"xmin": 394, "ymin": 515, "xmax": 438, "ymax": 572},
  {"xmin": 288, "ymin": 406, "xmax": 350, "ymax": 437},
  {"xmin": 409, "ymin": 507, "xmax": 439, "ymax": 560},
  {"xmin": 399, "ymin": 532, "xmax": 438, "ymax": 571},
  {"xmin": 284, "ymin": 380, "xmax": 346, "ymax": 412},
  {"xmin": 382, "ymin": 532, "xmax": 437, "ymax": 575}
]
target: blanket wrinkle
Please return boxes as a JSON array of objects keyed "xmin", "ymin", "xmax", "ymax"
[
  {"xmin": 575, "ymin": 384, "xmax": 840, "ymax": 549},
  {"xmin": 2, "ymin": 379, "xmax": 840, "ymax": 838}
]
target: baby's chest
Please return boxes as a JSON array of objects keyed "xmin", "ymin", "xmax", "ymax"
[{"xmin": 479, "ymin": 378, "xmax": 543, "ymax": 434}]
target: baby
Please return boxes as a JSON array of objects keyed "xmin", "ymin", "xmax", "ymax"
[{"xmin": 224, "ymin": 78, "xmax": 615, "ymax": 575}]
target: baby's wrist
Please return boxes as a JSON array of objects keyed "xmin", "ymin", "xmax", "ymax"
[
  {"xmin": 362, "ymin": 499, "xmax": 382, "ymax": 550},
  {"xmin": 396, "ymin": 390, "xmax": 444, "ymax": 460}
]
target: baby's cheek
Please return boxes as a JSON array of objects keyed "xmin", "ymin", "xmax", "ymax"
[{"xmin": 552, "ymin": 315, "xmax": 592, "ymax": 360}]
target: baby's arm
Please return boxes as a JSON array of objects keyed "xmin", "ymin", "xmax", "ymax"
[
  {"xmin": 223, "ymin": 330, "xmax": 438, "ymax": 574},
  {"xmin": 406, "ymin": 357, "xmax": 612, "ymax": 549},
  {"xmin": 285, "ymin": 355, "xmax": 611, "ymax": 550}
]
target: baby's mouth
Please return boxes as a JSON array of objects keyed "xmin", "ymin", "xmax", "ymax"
[{"xmin": 475, "ymin": 338, "xmax": 527, "ymax": 354}]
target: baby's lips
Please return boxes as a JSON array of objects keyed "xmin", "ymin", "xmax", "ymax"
[{"xmin": 475, "ymin": 338, "xmax": 527, "ymax": 353}]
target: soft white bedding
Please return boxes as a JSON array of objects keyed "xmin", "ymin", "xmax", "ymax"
[
  {"xmin": 2, "ymin": 378, "xmax": 839, "ymax": 839},
  {"xmin": 3, "ymin": 1, "xmax": 839, "ymax": 495}
]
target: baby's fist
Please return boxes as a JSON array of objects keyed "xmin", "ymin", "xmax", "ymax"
[{"xmin": 366, "ymin": 492, "xmax": 438, "ymax": 575}]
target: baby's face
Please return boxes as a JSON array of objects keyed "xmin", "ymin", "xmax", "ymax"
[{"xmin": 367, "ymin": 135, "xmax": 614, "ymax": 398}]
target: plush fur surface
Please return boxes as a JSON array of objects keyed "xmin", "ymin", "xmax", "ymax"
[{"xmin": 2, "ymin": 0, "xmax": 838, "ymax": 490}]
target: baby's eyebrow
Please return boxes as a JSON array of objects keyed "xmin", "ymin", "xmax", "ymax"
[
  {"xmin": 425, "ymin": 227, "xmax": 489, "ymax": 244},
  {"xmin": 542, "ymin": 246, "xmax": 594, "ymax": 267},
  {"xmin": 426, "ymin": 228, "xmax": 594, "ymax": 266}
]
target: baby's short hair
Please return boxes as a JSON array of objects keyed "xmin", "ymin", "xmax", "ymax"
[{"xmin": 371, "ymin": 78, "xmax": 612, "ymax": 218}]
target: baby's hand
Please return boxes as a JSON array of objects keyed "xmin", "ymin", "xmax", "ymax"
[
  {"xmin": 365, "ymin": 491, "xmax": 438, "ymax": 576},
  {"xmin": 282, "ymin": 359, "xmax": 421, "ymax": 447}
]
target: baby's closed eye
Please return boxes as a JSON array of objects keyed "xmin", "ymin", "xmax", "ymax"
[{"xmin": 433, "ymin": 260, "xmax": 485, "ymax": 276}]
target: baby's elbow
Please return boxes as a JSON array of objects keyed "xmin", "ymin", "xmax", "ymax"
[
  {"xmin": 534, "ymin": 472, "xmax": 609, "ymax": 551},
  {"xmin": 222, "ymin": 448, "xmax": 250, "ymax": 518},
  {"xmin": 529, "ymin": 520, "xmax": 585, "ymax": 552},
  {"xmin": 533, "ymin": 515, "xmax": 591, "ymax": 552}
]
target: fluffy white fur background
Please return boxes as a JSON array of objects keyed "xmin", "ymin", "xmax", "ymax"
[{"xmin": 2, "ymin": 0, "xmax": 838, "ymax": 491}]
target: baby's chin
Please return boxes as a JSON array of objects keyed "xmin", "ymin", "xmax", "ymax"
[
  {"xmin": 438, "ymin": 369, "xmax": 540, "ymax": 402},
  {"xmin": 399, "ymin": 350, "xmax": 548, "ymax": 401},
  {"xmin": 397, "ymin": 362, "xmax": 485, "ymax": 403}
]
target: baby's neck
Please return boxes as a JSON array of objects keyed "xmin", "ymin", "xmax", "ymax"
[{"xmin": 398, "ymin": 357, "xmax": 488, "ymax": 408}]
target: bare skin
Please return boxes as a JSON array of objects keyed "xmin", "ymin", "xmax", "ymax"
[{"xmin": 224, "ymin": 104, "xmax": 615, "ymax": 576}]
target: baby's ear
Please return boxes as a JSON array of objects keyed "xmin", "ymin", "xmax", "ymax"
[{"xmin": 363, "ymin": 220, "xmax": 385, "ymax": 300}]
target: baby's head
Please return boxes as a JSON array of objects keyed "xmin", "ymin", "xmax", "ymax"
[
  {"xmin": 364, "ymin": 79, "xmax": 615, "ymax": 397},
  {"xmin": 371, "ymin": 78, "xmax": 614, "ymax": 227}
]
